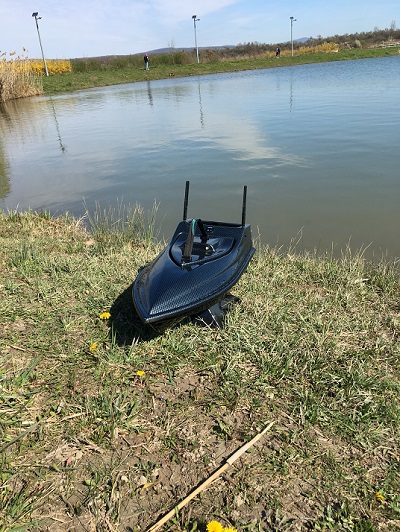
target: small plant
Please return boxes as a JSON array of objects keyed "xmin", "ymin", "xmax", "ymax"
[
  {"xmin": 86, "ymin": 199, "xmax": 160, "ymax": 251},
  {"xmin": 0, "ymin": 49, "xmax": 43, "ymax": 102}
]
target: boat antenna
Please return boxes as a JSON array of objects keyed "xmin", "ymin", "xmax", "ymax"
[
  {"xmin": 183, "ymin": 181, "xmax": 190, "ymax": 221},
  {"xmin": 241, "ymin": 185, "xmax": 247, "ymax": 226}
]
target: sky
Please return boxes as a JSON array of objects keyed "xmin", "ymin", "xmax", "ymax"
[{"xmin": 1, "ymin": 1, "xmax": 398, "ymax": 59}]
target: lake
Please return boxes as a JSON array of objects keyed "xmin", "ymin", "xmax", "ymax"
[{"xmin": 1, "ymin": 56, "xmax": 399, "ymax": 259}]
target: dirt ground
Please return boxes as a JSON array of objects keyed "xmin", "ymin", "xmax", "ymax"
[{"xmin": 26, "ymin": 368, "xmax": 397, "ymax": 531}]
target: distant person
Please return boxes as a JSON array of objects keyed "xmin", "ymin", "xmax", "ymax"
[
  {"xmin": 276, "ymin": 47, "xmax": 280, "ymax": 58},
  {"xmin": 144, "ymin": 53, "xmax": 149, "ymax": 70}
]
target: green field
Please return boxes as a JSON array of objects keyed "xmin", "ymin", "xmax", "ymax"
[
  {"xmin": 1, "ymin": 209, "xmax": 399, "ymax": 530},
  {"xmin": 42, "ymin": 47, "xmax": 400, "ymax": 95}
]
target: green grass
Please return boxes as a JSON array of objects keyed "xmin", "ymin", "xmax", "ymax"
[
  {"xmin": 1, "ymin": 209, "xmax": 399, "ymax": 530},
  {"xmin": 42, "ymin": 47, "xmax": 400, "ymax": 95}
]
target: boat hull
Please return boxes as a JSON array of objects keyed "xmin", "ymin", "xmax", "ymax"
[{"xmin": 133, "ymin": 220, "xmax": 255, "ymax": 324}]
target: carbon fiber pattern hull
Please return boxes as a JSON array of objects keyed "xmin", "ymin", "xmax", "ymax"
[{"xmin": 133, "ymin": 220, "xmax": 255, "ymax": 324}]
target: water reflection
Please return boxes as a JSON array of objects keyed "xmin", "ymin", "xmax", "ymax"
[
  {"xmin": 1, "ymin": 57, "xmax": 400, "ymax": 259},
  {"xmin": 0, "ymin": 95, "xmax": 67, "ymax": 201},
  {"xmin": 0, "ymin": 96, "xmax": 66, "ymax": 155},
  {"xmin": 0, "ymin": 98, "xmax": 45, "ymax": 142},
  {"xmin": 0, "ymin": 142, "xmax": 10, "ymax": 199},
  {"xmin": 198, "ymin": 82, "xmax": 205, "ymax": 128},
  {"xmin": 146, "ymin": 81, "xmax": 153, "ymax": 107},
  {"xmin": 49, "ymin": 99, "xmax": 67, "ymax": 153},
  {"xmin": 289, "ymin": 70, "xmax": 294, "ymax": 112},
  {"xmin": 203, "ymin": 113, "xmax": 307, "ymax": 166}
]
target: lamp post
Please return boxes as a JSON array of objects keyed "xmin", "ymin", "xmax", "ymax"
[
  {"xmin": 32, "ymin": 12, "xmax": 49, "ymax": 76},
  {"xmin": 290, "ymin": 16, "xmax": 297, "ymax": 57},
  {"xmin": 192, "ymin": 15, "xmax": 200, "ymax": 64}
]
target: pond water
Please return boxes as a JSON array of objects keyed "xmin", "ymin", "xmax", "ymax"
[{"xmin": 1, "ymin": 56, "xmax": 399, "ymax": 259}]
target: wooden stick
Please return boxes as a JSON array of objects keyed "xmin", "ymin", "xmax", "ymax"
[{"xmin": 148, "ymin": 421, "xmax": 274, "ymax": 532}]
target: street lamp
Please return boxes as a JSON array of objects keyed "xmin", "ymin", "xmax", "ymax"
[
  {"xmin": 32, "ymin": 12, "xmax": 49, "ymax": 76},
  {"xmin": 192, "ymin": 15, "xmax": 200, "ymax": 64},
  {"xmin": 290, "ymin": 16, "xmax": 297, "ymax": 57}
]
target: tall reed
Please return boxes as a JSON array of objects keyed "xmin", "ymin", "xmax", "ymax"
[{"xmin": 0, "ymin": 50, "xmax": 43, "ymax": 102}]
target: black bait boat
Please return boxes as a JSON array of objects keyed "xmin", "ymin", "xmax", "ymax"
[{"xmin": 133, "ymin": 181, "xmax": 255, "ymax": 327}]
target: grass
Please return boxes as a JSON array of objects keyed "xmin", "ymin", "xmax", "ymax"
[
  {"xmin": 42, "ymin": 47, "xmax": 400, "ymax": 95},
  {"xmin": 1, "ymin": 208, "xmax": 399, "ymax": 530}
]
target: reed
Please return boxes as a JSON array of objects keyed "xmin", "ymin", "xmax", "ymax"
[
  {"xmin": 0, "ymin": 51, "xmax": 43, "ymax": 102},
  {"xmin": 264, "ymin": 41, "xmax": 340, "ymax": 58}
]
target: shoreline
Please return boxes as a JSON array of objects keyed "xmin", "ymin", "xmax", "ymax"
[{"xmin": 42, "ymin": 47, "xmax": 400, "ymax": 95}]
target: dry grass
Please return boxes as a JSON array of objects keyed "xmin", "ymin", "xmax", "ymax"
[
  {"xmin": 0, "ymin": 51, "xmax": 43, "ymax": 102},
  {"xmin": 258, "ymin": 42, "xmax": 340, "ymax": 60},
  {"xmin": 1, "ymin": 210, "xmax": 399, "ymax": 531}
]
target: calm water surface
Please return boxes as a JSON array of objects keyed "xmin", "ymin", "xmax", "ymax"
[{"xmin": 1, "ymin": 57, "xmax": 399, "ymax": 259}]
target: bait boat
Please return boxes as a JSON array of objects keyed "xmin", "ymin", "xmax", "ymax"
[{"xmin": 133, "ymin": 182, "xmax": 255, "ymax": 326}]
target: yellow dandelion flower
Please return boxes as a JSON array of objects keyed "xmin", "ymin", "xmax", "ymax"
[
  {"xmin": 89, "ymin": 342, "xmax": 98, "ymax": 351},
  {"xmin": 136, "ymin": 370, "xmax": 145, "ymax": 377},
  {"xmin": 99, "ymin": 312, "xmax": 111, "ymax": 320},
  {"xmin": 376, "ymin": 491, "xmax": 385, "ymax": 502},
  {"xmin": 207, "ymin": 521, "xmax": 223, "ymax": 532}
]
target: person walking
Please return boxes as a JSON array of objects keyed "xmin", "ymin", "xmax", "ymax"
[
  {"xmin": 275, "ymin": 47, "xmax": 280, "ymax": 58},
  {"xmin": 144, "ymin": 53, "xmax": 149, "ymax": 70}
]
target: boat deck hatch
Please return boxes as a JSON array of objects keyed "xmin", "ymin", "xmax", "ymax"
[{"xmin": 170, "ymin": 235, "xmax": 235, "ymax": 266}]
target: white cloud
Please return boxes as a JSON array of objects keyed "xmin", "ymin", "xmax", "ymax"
[{"xmin": 1, "ymin": 0, "xmax": 398, "ymax": 58}]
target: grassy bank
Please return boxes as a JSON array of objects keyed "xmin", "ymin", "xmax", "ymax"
[
  {"xmin": 42, "ymin": 47, "xmax": 400, "ymax": 95},
  {"xmin": 1, "ymin": 210, "xmax": 399, "ymax": 530}
]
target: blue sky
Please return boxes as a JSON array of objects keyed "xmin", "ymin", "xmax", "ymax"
[{"xmin": 1, "ymin": 1, "xmax": 398, "ymax": 59}]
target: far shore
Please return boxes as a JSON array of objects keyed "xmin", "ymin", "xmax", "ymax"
[{"xmin": 42, "ymin": 46, "xmax": 400, "ymax": 95}]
